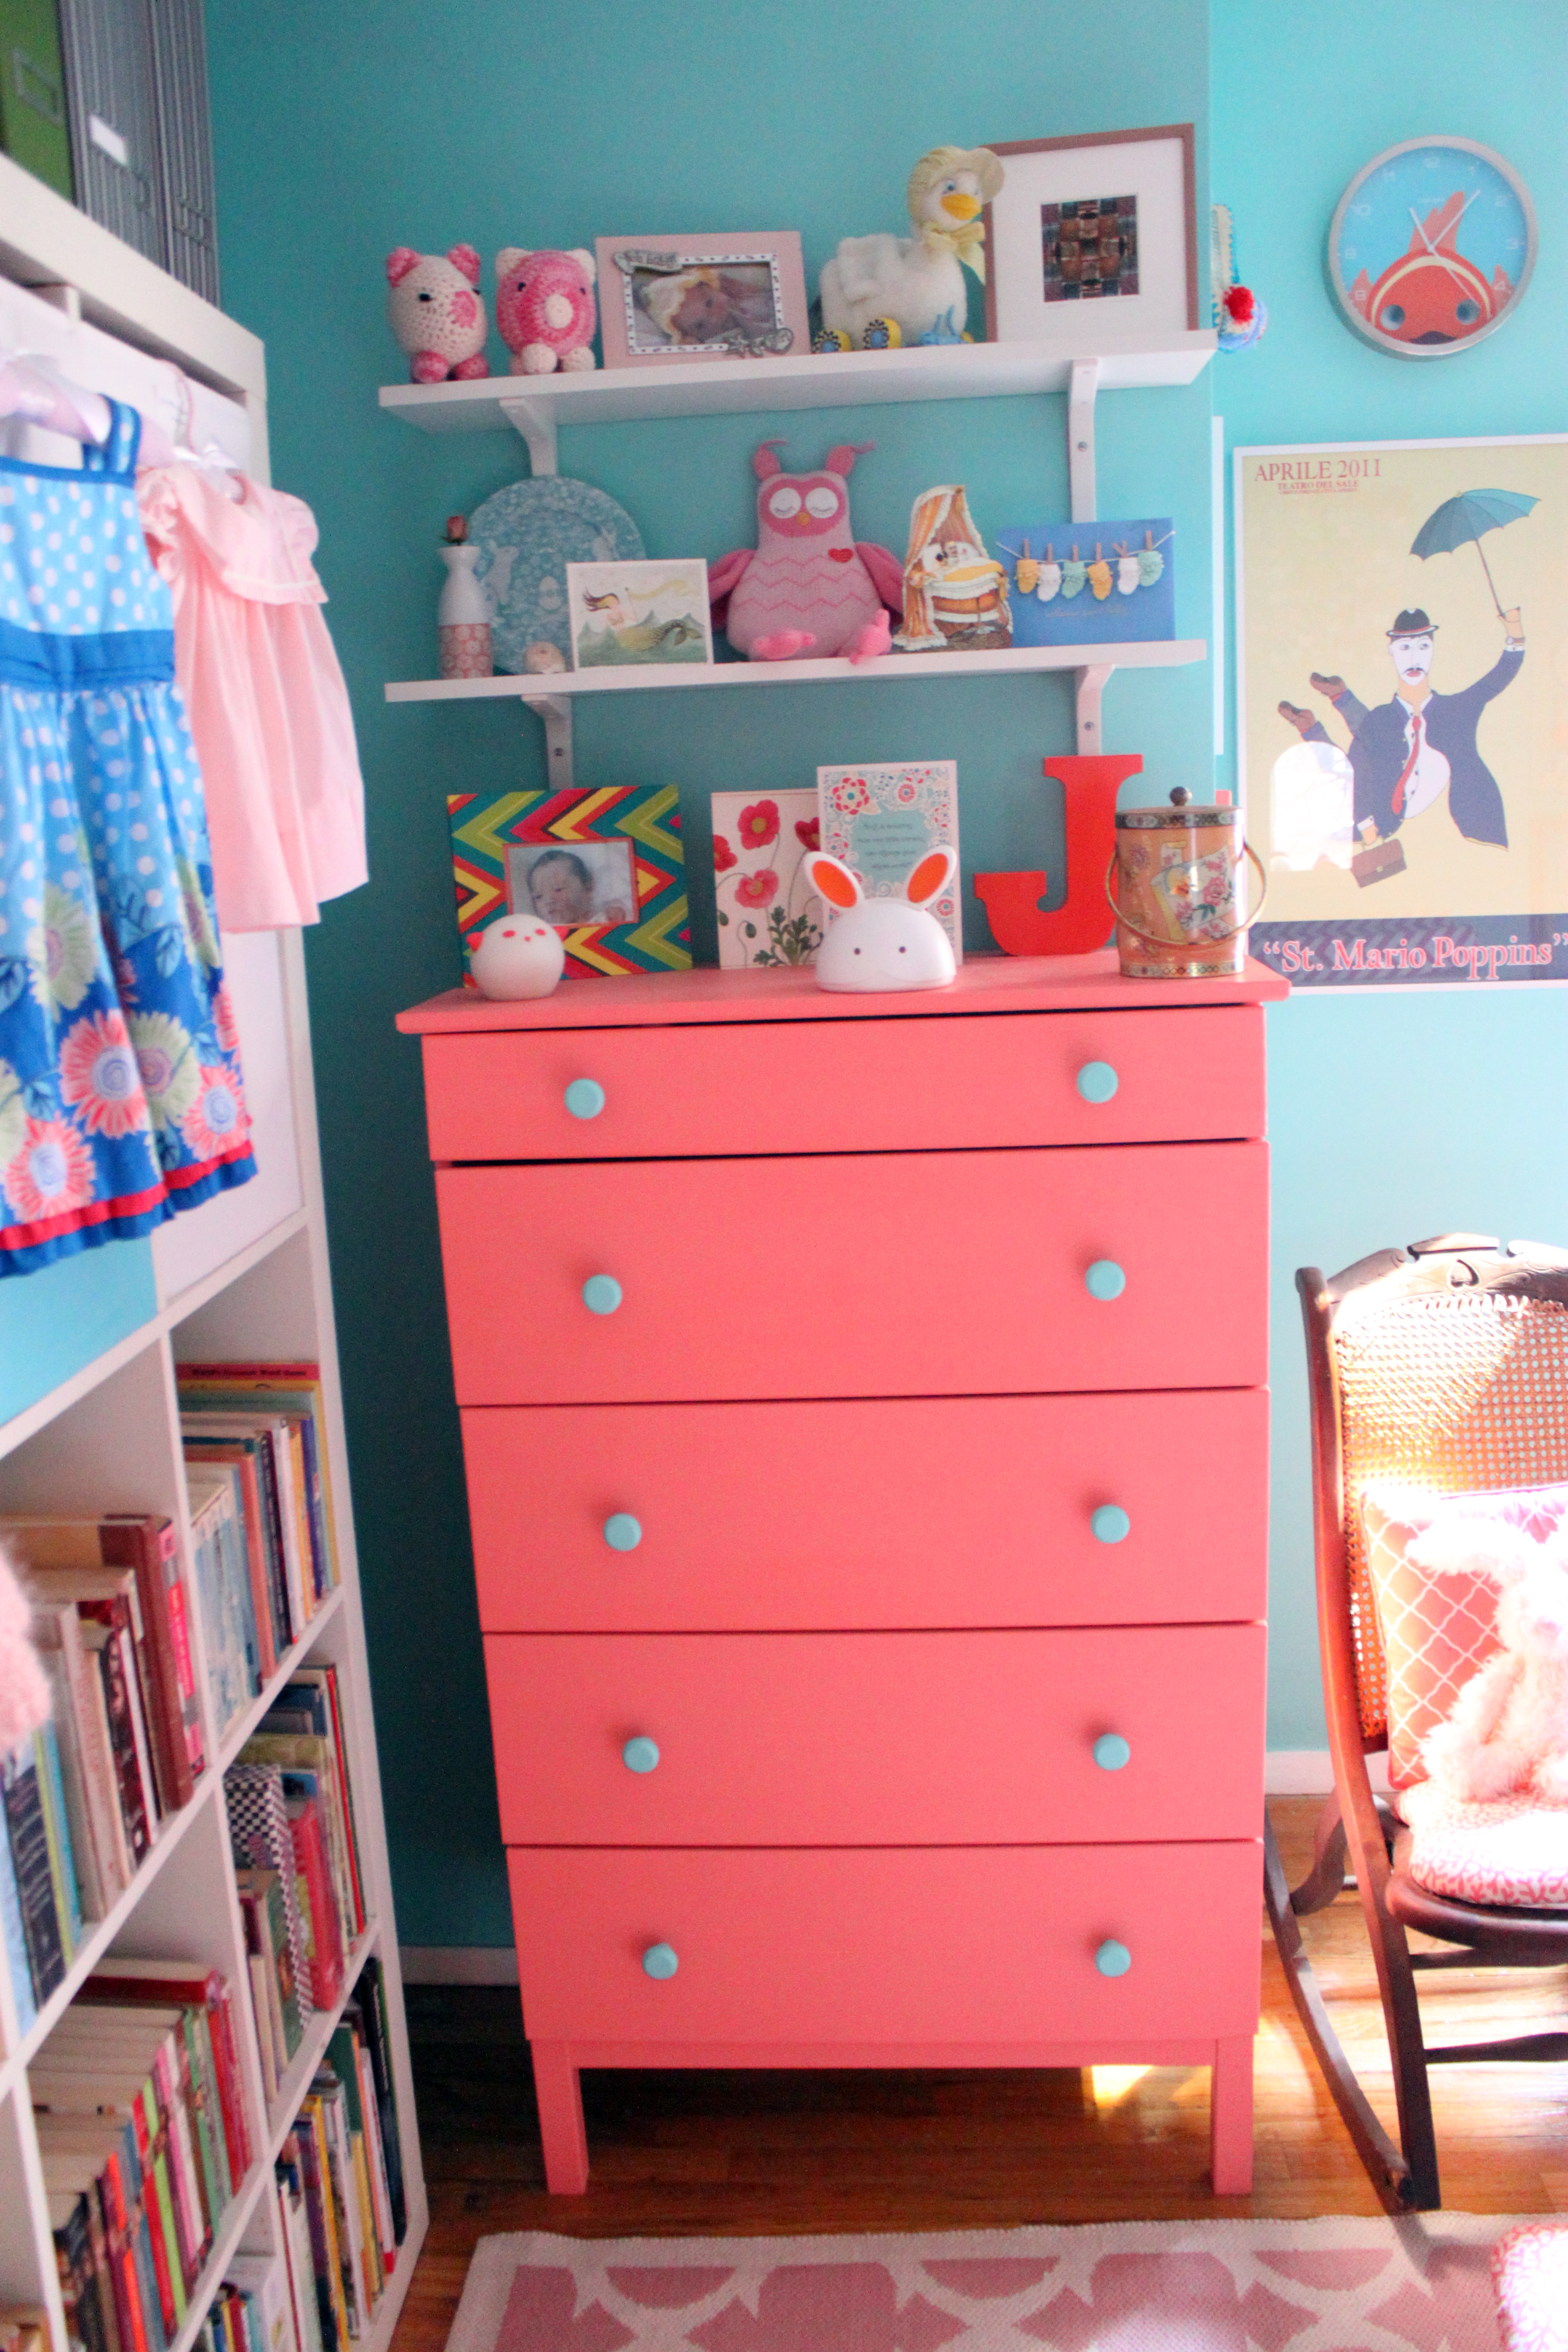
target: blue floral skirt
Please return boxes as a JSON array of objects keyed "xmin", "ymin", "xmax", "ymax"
[{"xmin": 0, "ymin": 413, "xmax": 255, "ymax": 1277}]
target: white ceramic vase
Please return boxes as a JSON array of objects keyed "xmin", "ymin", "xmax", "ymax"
[{"xmin": 438, "ymin": 543, "xmax": 493, "ymax": 679}]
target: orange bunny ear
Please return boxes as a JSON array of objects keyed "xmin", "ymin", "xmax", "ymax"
[
  {"xmin": 806, "ymin": 852, "xmax": 862, "ymax": 909},
  {"xmin": 906, "ymin": 846, "xmax": 958, "ymax": 906}
]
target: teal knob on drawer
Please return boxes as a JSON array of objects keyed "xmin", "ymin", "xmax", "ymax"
[
  {"xmin": 642, "ymin": 1943, "xmax": 679, "ymax": 1980},
  {"xmin": 582, "ymin": 1274, "xmax": 623, "ymax": 1315},
  {"xmin": 1091, "ymin": 1504, "xmax": 1131, "ymax": 1546},
  {"xmin": 1085, "ymin": 1259, "xmax": 1126, "ymax": 1302},
  {"xmin": 604, "ymin": 1513, "xmax": 642, "ymax": 1552},
  {"xmin": 565, "ymin": 1078, "xmax": 606, "ymax": 1120},
  {"xmin": 622, "ymin": 1736, "xmax": 660, "ymax": 1773},
  {"xmin": 1076, "ymin": 1061, "xmax": 1119, "ymax": 1104},
  {"xmin": 1092, "ymin": 1733, "xmax": 1132, "ymax": 1772},
  {"xmin": 1095, "ymin": 1938, "xmax": 1132, "ymax": 1978}
]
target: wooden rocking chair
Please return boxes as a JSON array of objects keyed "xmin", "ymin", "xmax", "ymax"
[{"xmin": 1266, "ymin": 1234, "xmax": 1568, "ymax": 2212}]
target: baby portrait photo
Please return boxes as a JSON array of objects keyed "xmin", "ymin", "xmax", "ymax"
[
  {"xmin": 509, "ymin": 839, "xmax": 636, "ymax": 929},
  {"xmin": 596, "ymin": 234, "xmax": 808, "ymax": 365}
]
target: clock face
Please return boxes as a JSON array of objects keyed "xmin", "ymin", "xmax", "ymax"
[{"xmin": 1328, "ymin": 137, "xmax": 1536, "ymax": 358}]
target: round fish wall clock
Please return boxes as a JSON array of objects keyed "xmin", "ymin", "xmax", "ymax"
[{"xmin": 1328, "ymin": 137, "xmax": 1536, "ymax": 358}]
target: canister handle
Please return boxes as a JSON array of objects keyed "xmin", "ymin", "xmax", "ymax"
[{"xmin": 1103, "ymin": 841, "xmax": 1268, "ymax": 950}]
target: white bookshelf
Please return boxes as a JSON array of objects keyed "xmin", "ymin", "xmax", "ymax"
[{"xmin": 0, "ymin": 181, "xmax": 426, "ymax": 2352}]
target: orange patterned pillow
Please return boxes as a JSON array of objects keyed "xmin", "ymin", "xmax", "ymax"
[{"xmin": 1359, "ymin": 1482, "xmax": 1568, "ymax": 1788}]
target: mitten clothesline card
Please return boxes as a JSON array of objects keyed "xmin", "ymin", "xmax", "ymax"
[{"xmin": 817, "ymin": 763, "xmax": 961, "ymax": 962}]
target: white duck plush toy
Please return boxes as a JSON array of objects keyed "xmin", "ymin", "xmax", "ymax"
[
  {"xmin": 820, "ymin": 146, "xmax": 1005, "ymax": 349},
  {"xmin": 1415, "ymin": 1514, "xmax": 1568, "ymax": 1804}
]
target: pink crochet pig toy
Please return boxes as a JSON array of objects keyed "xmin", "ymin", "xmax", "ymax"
[
  {"xmin": 386, "ymin": 245, "xmax": 489, "ymax": 384},
  {"xmin": 495, "ymin": 247, "xmax": 597, "ymax": 375}
]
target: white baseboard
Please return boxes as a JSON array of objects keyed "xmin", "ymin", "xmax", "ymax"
[
  {"xmin": 400, "ymin": 1945, "xmax": 520, "ymax": 1986},
  {"xmin": 1265, "ymin": 1749, "xmax": 1390, "ymax": 1795}
]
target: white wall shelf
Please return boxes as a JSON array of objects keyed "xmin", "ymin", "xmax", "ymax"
[{"xmin": 0, "ymin": 176, "xmax": 425, "ymax": 2352}]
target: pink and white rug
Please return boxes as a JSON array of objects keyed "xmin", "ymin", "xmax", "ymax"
[{"xmin": 448, "ymin": 2216, "xmax": 1547, "ymax": 2352}]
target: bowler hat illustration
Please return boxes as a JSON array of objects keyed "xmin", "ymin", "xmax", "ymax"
[{"xmin": 1386, "ymin": 607, "xmax": 1438, "ymax": 638}]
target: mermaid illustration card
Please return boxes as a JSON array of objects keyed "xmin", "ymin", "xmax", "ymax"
[{"xmin": 567, "ymin": 559, "xmax": 713, "ymax": 668}]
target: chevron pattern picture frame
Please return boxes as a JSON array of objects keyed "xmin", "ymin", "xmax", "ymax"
[{"xmin": 448, "ymin": 783, "xmax": 692, "ymax": 980}]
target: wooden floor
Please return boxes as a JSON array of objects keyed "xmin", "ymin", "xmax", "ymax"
[{"xmin": 389, "ymin": 1798, "xmax": 1568, "ymax": 2352}]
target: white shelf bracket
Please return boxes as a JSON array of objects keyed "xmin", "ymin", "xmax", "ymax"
[
  {"xmin": 525, "ymin": 693, "xmax": 574, "ymax": 789},
  {"xmin": 498, "ymin": 395, "xmax": 557, "ymax": 477},
  {"xmin": 1068, "ymin": 358, "xmax": 1099, "ymax": 524},
  {"xmin": 1075, "ymin": 662, "xmax": 1114, "ymax": 755}
]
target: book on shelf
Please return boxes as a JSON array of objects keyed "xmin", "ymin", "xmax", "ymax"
[
  {"xmin": 0, "ymin": 1811, "xmax": 37, "ymax": 2033},
  {"xmin": 224, "ymin": 1665, "xmax": 367, "ymax": 2107},
  {"xmin": 175, "ymin": 1367, "xmax": 338, "ymax": 1601},
  {"xmin": 218, "ymin": 2254, "xmax": 298, "ymax": 2352},
  {"xmin": 34, "ymin": 1962, "xmax": 252, "ymax": 2352},
  {"xmin": 1, "ymin": 1515, "xmax": 205, "ymax": 1820},
  {"xmin": 177, "ymin": 1369, "xmax": 340, "ymax": 1674},
  {"xmin": 3, "ymin": 1739, "xmax": 67, "ymax": 2012},
  {"xmin": 184, "ymin": 1466, "xmax": 261, "ymax": 1740},
  {"xmin": 270, "ymin": 1960, "xmax": 404, "ymax": 2352}
]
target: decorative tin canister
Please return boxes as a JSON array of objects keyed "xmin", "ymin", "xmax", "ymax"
[{"xmin": 1107, "ymin": 787, "xmax": 1266, "ymax": 979}]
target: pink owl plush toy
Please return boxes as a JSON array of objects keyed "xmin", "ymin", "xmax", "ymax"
[
  {"xmin": 0, "ymin": 1539, "xmax": 49, "ymax": 1759},
  {"xmin": 386, "ymin": 245, "xmax": 489, "ymax": 383},
  {"xmin": 708, "ymin": 440, "xmax": 905, "ymax": 661},
  {"xmin": 495, "ymin": 248, "xmax": 598, "ymax": 375}
]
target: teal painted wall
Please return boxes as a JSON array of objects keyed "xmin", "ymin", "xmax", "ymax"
[
  {"xmin": 205, "ymin": 0, "xmax": 1213, "ymax": 1943},
  {"xmin": 1211, "ymin": 0, "xmax": 1568, "ymax": 1749}
]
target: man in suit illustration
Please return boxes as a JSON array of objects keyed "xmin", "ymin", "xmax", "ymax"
[{"xmin": 1278, "ymin": 604, "xmax": 1523, "ymax": 847}]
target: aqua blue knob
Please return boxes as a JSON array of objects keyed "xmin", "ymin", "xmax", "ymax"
[
  {"xmin": 604, "ymin": 1513, "xmax": 642, "ymax": 1552},
  {"xmin": 622, "ymin": 1736, "xmax": 660, "ymax": 1773},
  {"xmin": 1077, "ymin": 1061, "xmax": 1119, "ymax": 1104},
  {"xmin": 1092, "ymin": 1733, "xmax": 1131, "ymax": 1772},
  {"xmin": 1091, "ymin": 1504, "xmax": 1131, "ymax": 1545},
  {"xmin": 642, "ymin": 1942, "xmax": 678, "ymax": 1979},
  {"xmin": 1085, "ymin": 1259, "xmax": 1126, "ymax": 1302},
  {"xmin": 582, "ymin": 1274, "xmax": 622, "ymax": 1315},
  {"xmin": 1095, "ymin": 1938, "xmax": 1132, "ymax": 1978},
  {"xmin": 565, "ymin": 1078, "xmax": 606, "ymax": 1120}
]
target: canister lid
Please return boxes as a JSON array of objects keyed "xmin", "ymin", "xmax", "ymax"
[{"xmin": 1116, "ymin": 785, "xmax": 1240, "ymax": 831}]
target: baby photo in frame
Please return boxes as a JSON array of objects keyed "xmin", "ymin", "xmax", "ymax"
[
  {"xmin": 448, "ymin": 782, "xmax": 691, "ymax": 980},
  {"xmin": 596, "ymin": 233, "xmax": 809, "ymax": 365}
]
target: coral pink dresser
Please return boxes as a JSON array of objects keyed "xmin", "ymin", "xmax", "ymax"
[{"xmin": 397, "ymin": 949, "xmax": 1287, "ymax": 2194}]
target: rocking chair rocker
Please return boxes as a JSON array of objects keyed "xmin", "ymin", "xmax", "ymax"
[{"xmin": 1267, "ymin": 1234, "xmax": 1568, "ymax": 2212}]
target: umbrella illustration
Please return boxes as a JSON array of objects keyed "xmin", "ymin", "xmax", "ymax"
[{"xmin": 1410, "ymin": 487, "xmax": 1537, "ymax": 621}]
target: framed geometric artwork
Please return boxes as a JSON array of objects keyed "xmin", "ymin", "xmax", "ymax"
[
  {"xmin": 982, "ymin": 125, "xmax": 1198, "ymax": 345},
  {"xmin": 447, "ymin": 783, "xmax": 691, "ymax": 981}
]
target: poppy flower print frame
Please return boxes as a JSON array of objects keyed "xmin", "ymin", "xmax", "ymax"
[
  {"xmin": 711, "ymin": 787, "xmax": 823, "ymax": 968},
  {"xmin": 448, "ymin": 783, "xmax": 690, "ymax": 980}
]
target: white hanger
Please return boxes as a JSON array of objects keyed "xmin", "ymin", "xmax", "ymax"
[{"xmin": 0, "ymin": 347, "xmax": 238, "ymax": 485}]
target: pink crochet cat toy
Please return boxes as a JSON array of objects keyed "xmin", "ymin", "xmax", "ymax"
[
  {"xmin": 0, "ymin": 1538, "xmax": 49, "ymax": 1758},
  {"xmin": 709, "ymin": 440, "xmax": 904, "ymax": 662},
  {"xmin": 1417, "ymin": 1516, "xmax": 1568, "ymax": 1803},
  {"xmin": 495, "ymin": 248, "xmax": 598, "ymax": 375},
  {"xmin": 386, "ymin": 245, "xmax": 489, "ymax": 384}
]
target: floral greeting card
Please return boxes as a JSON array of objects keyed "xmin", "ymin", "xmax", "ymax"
[
  {"xmin": 711, "ymin": 789, "xmax": 823, "ymax": 968},
  {"xmin": 817, "ymin": 762, "xmax": 962, "ymax": 961}
]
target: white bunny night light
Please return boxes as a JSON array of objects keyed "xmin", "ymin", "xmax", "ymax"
[{"xmin": 807, "ymin": 847, "xmax": 959, "ymax": 993}]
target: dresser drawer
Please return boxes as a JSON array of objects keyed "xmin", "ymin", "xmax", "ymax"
[
  {"xmin": 486, "ymin": 1625, "xmax": 1266, "ymax": 1847},
  {"xmin": 420, "ymin": 1004, "xmax": 1263, "ymax": 1163},
  {"xmin": 506, "ymin": 1841, "xmax": 1262, "ymax": 2045},
  {"xmin": 437, "ymin": 1141, "xmax": 1268, "ymax": 1405},
  {"xmin": 462, "ymin": 1388, "xmax": 1268, "ymax": 1631}
]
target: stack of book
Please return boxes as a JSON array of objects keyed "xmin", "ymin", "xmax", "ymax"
[
  {"xmin": 34, "ymin": 1958, "xmax": 253, "ymax": 2352},
  {"xmin": 194, "ymin": 2251, "xmax": 294, "ymax": 2352},
  {"xmin": 177, "ymin": 1366, "xmax": 341, "ymax": 1739},
  {"xmin": 0, "ymin": 1515, "xmax": 205, "ymax": 2025},
  {"xmin": 224, "ymin": 1665, "xmax": 366, "ymax": 2113},
  {"xmin": 275, "ymin": 1961, "xmax": 405, "ymax": 2352}
]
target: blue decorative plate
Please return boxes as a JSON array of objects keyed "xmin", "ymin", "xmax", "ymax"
[{"xmin": 467, "ymin": 477, "xmax": 644, "ymax": 672}]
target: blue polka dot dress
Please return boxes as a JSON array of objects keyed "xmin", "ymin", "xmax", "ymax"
[{"xmin": 0, "ymin": 399, "xmax": 256, "ymax": 1276}]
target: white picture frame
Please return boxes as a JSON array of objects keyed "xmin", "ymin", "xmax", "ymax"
[
  {"xmin": 982, "ymin": 125, "xmax": 1198, "ymax": 346},
  {"xmin": 566, "ymin": 558, "xmax": 714, "ymax": 670}
]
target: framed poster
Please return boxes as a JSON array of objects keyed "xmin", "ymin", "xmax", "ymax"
[
  {"xmin": 448, "ymin": 784, "xmax": 690, "ymax": 980},
  {"xmin": 1236, "ymin": 435, "xmax": 1568, "ymax": 988}
]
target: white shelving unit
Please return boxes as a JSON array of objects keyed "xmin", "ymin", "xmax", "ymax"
[
  {"xmin": 380, "ymin": 330, "xmax": 1216, "ymax": 781},
  {"xmin": 0, "ymin": 163, "xmax": 426, "ymax": 2352}
]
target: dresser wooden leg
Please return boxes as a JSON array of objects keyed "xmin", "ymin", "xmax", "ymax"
[
  {"xmin": 531, "ymin": 2042, "xmax": 589, "ymax": 2192},
  {"xmin": 1210, "ymin": 2033, "xmax": 1255, "ymax": 2194}
]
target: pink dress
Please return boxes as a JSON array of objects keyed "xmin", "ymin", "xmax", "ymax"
[{"xmin": 139, "ymin": 468, "xmax": 367, "ymax": 930}]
